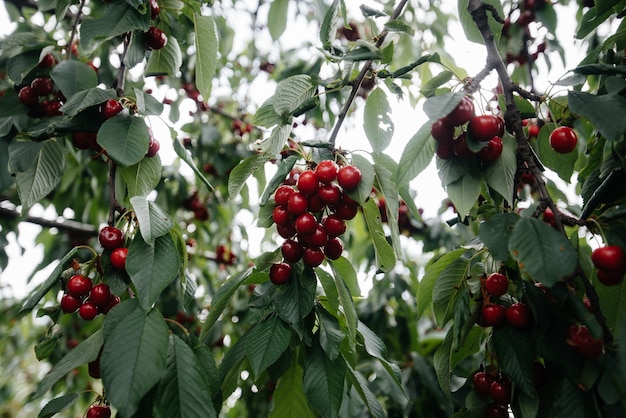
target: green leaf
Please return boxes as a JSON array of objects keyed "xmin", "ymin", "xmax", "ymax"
[
  {"xmin": 228, "ymin": 153, "xmax": 273, "ymax": 198},
  {"xmin": 329, "ymin": 257, "xmax": 360, "ymax": 297},
  {"xmin": 316, "ymin": 268, "xmax": 339, "ymax": 316},
  {"xmin": 344, "ymin": 363, "xmax": 385, "ymax": 418},
  {"xmin": 303, "ymin": 337, "xmax": 346, "ymax": 418},
  {"xmin": 457, "ymin": 0, "xmax": 504, "ymax": 45},
  {"xmin": 127, "ymin": 233, "xmax": 181, "ymax": 310},
  {"xmin": 194, "ymin": 15, "xmax": 219, "ymax": 102},
  {"xmin": 433, "ymin": 326, "xmax": 453, "ymax": 397},
  {"xmin": 80, "ymin": 2, "xmax": 150, "ymax": 54},
  {"xmin": 8, "ymin": 141, "xmax": 45, "ymax": 173},
  {"xmin": 420, "ymin": 70, "xmax": 453, "ymax": 97},
  {"xmin": 59, "ymin": 88, "xmax": 117, "ymax": 116},
  {"xmin": 14, "ymin": 140, "xmax": 65, "ymax": 212},
  {"xmin": 245, "ymin": 315, "xmax": 291, "ymax": 379},
  {"xmin": 316, "ymin": 305, "xmax": 345, "ymax": 360},
  {"xmin": 384, "ymin": 19, "xmax": 415, "ymax": 35},
  {"xmin": 268, "ymin": 0, "xmax": 290, "ymax": 40},
  {"xmin": 252, "ymin": 98, "xmax": 282, "ymax": 128},
  {"xmin": 102, "ymin": 307, "xmax": 169, "ymax": 417},
  {"xmin": 119, "ymin": 154, "xmax": 162, "ymax": 197},
  {"xmin": 417, "ymin": 248, "xmax": 467, "ymax": 318},
  {"xmin": 478, "ymin": 213, "xmax": 519, "ymax": 261},
  {"xmin": 349, "ymin": 153, "xmax": 376, "ymax": 205},
  {"xmin": 484, "ymin": 135, "xmax": 517, "ymax": 201},
  {"xmin": 173, "ymin": 137, "xmax": 213, "ymax": 191},
  {"xmin": 273, "ymin": 266, "xmax": 317, "ymax": 338},
  {"xmin": 568, "ymin": 91, "xmax": 626, "ymax": 142},
  {"xmin": 33, "ymin": 330, "xmax": 103, "ymax": 398},
  {"xmin": 508, "ymin": 217, "xmax": 577, "ymax": 286},
  {"xmin": 357, "ymin": 321, "xmax": 404, "ymax": 393},
  {"xmin": 38, "ymin": 393, "xmax": 79, "ymax": 418},
  {"xmin": 273, "ymin": 75, "xmax": 316, "ymax": 117},
  {"xmin": 133, "ymin": 87, "xmax": 164, "ymax": 116},
  {"xmin": 130, "ymin": 196, "xmax": 174, "ymax": 245},
  {"xmin": 595, "ymin": 276, "xmax": 626, "ymax": 333},
  {"xmin": 145, "ymin": 35, "xmax": 183, "ymax": 77},
  {"xmin": 361, "ymin": 198, "xmax": 396, "ymax": 272},
  {"xmin": 260, "ymin": 154, "xmax": 298, "ymax": 206},
  {"xmin": 446, "ymin": 171, "xmax": 481, "ymax": 217},
  {"xmin": 536, "ymin": 124, "xmax": 578, "ymax": 182},
  {"xmin": 373, "ymin": 153, "xmax": 401, "ymax": 254},
  {"xmin": 155, "ymin": 334, "xmax": 217, "ymax": 418},
  {"xmin": 259, "ymin": 124, "xmax": 291, "ymax": 156},
  {"xmin": 363, "ymin": 87, "xmax": 394, "ymax": 154},
  {"xmin": 50, "ymin": 60, "xmax": 98, "ymax": 98},
  {"xmin": 270, "ymin": 354, "xmax": 316, "ymax": 418},
  {"xmin": 423, "ymin": 91, "xmax": 466, "ymax": 120},
  {"xmin": 199, "ymin": 269, "xmax": 252, "ymax": 341},
  {"xmin": 333, "ymin": 266, "xmax": 358, "ymax": 350},
  {"xmin": 396, "ymin": 121, "xmax": 436, "ymax": 186},
  {"xmin": 189, "ymin": 336, "xmax": 221, "ymax": 411},
  {"xmin": 492, "ymin": 325, "xmax": 536, "ymax": 396},
  {"xmin": 432, "ymin": 256, "xmax": 470, "ymax": 327},
  {"xmin": 97, "ymin": 116, "xmax": 150, "ymax": 167},
  {"xmin": 320, "ymin": 0, "xmax": 339, "ymax": 49}
]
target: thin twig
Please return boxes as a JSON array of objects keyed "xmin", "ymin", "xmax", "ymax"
[
  {"xmin": 66, "ymin": 0, "xmax": 87, "ymax": 61},
  {"xmin": 328, "ymin": 0, "xmax": 409, "ymax": 146},
  {"xmin": 0, "ymin": 205, "xmax": 97, "ymax": 236}
]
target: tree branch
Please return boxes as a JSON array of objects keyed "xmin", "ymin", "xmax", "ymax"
[
  {"xmin": 0, "ymin": 205, "xmax": 97, "ymax": 236},
  {"xmin": 328, "ymin": 0, "xmax": 409, "ymax": 147}
]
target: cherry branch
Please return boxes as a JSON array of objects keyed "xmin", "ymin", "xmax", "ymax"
[
  {"xmin": 0, "ymin": 204, "xmax": 97, "ymax": 236},
  {"xmin": 66, "ymin": 0, "xmax": 87, "ymax": 61},
  {"xmin": 328, "ymin": 0, "xmax": 409, "ymax": 147},
  {"xmin": 106, "ymin": 160, "xmax": 125, "ymax": 226},
  {"xmin": 467, "ymin": 0, "xmax": 612, "ymax": 343}
]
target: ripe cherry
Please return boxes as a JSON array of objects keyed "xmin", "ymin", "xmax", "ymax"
[
  {"xmin": 270, "ymin": 262, "xmax": 292, "ymax": 285},
  {"xmin": 86, "ymin": 405, "xmax": 111, "ymax": 418},
  {"xmin": 472, "ymin": 371, "xmax": 494, "ymax": 396},
  {"xmin": 324, "ymin": 237, "xmax": 343, "ymax": 260},
  {"xmin": 297, "ymin": 170, "xmax": 319, "ymax": 196},
  {"xmin": 79, "ymin": 301, "xmax": 100, "ymax": 320},
  {"xmin": 317, "ymin": 184, "xmax": 342, "ymax": 205},
  {"xmin": 315, "ymin": 160, "xmax": 339, "ymax": 184},
  {"xmin": 149, "ymin": 0, "xmax": 160, "ymax": 19},
  {"xmin": 274, "ymin": 185, "xmax": 294, "ymax": 207},
  {"xmin": 303, "ymin": 247, "xmax": 325, "ymax": 267},
  {"xmin": 597, "ymin": 269, "xmax": 624, "ymax": 286},
  {"xmin": 436, "ymin": 141, "xmax": 454, "ymax": 159},
  {"xmin": 489, "ymin": 379, "xmax": 512, "ymax": 405},
  {"xmin": 483, "ymin": 404, "xmax": 509, "ymax": 418},
  {"xmin": 98, "ymin": 226, "xmax": 124, "ymax": 250},
  {"xmin": 90, "ymin": 283, "xmax": 112, "ymax": 307},
  {"xmin": 110, "ymin": 247, "xmax": 128, "ymax": 271},
  {"xmin": 272, "ymin": 206, "xmax": 291, "ymax": 226},
  {"xmin": 67, "ymin": 275, "xmax": 93, "ymax": 298},
  {"xmin": 481, "ymin": 304, "xmax": 506, "ymax": 327},
  {"xmin": 477, "ymin": 136, "xmax": 503, "ymax": 162},
  {"xmin": 144, "ymin": 26, "xmax": 168, "ymax": 50},
  {"xmin": 18, "ymin": 86, "xmax": 39, "ymax": 106},
  {"xmin": 88, "ymin": 358, "xmax": 101, "ymax": 379},
  {"xmin": 101, "ymin": 295, "xmax": 121, "ymax": 314},
  {"xmin": 146, "ymin": 137, "xmax": 160, "ymax": 157},
  {"xmin": 100, "ymin": 99, "xmax": 123, "ymax": 119},
  {"xmin": 452, "ymin": 133, "xmax": 474, "ymax": 158},
  {"xmin": 337, "ymin": 165, "xmax": 362, "ymax": 191},
  {"xmin": 295, "ymin": 212, "xmax": 317, "ymax": 235},
  {"xmin": 485, "ymin": 272, "xmax": 508, "ymax": 297},
  {"xmin": 430, "ymin": 118, "xmax": 454, "ymax": 142},
  {"xmin": 60, "ymin": 293, "xmax": 82, "ymax": 313},
  {"xmin": 276, "ymin": 224, "xmax": 296, "ymax": 239},
  {"xmin": 468, "ymin": 115, "xmax": 502, "ymax": 142},
  {"xmin": 322, "ymin": 215, "xmax": 346, "ymax": 237},
  {"xmin": 30, "ymin": 77, "xmax": 54, "ymax": 96},
  {"xmin": 287, "ymin": 192, "xmax": 309, "ymax": 216},
  {"xmin": 591, "ymin": 245, "xmax": 625, "ymax": 273},
  {"xmin": 281, "ymin": 239, "xmax": 303, "ymax": 263},
  {"xmin": 505, "ymin": 302, "xmax": 532, "ymax": 328},
  {"xmin": 567, "ymin": 324, "xmax": 603, "ymax": 359},
  {"xmin": 44, "ymin": 100, "xmax": 62, "ymax": 117},
  {"xmin": 549, "ymin": 126, "xmax": 577, "ymax": 153},
  {"xmin": 305, "ymin": 224, "xmax": 328, "ymax": 248},
  {"xmin": 334, "ymin": 201, "xmax": 358, "ymax": 220},
  {"xmin": 38, "ymin": 53, "xmax": 56, "ymax": 68},
  {"xmin": 71, "ymin": 132, "xmax": 97, "ymax": 150},
  {"xmin": 445, "ymin": 96, "xmax": 474, "ymax": 126}
]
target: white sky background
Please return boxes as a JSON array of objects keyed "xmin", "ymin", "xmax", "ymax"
[{"xmin": 0, "ymin": 1, "xmax": 585, "ymax": 298}]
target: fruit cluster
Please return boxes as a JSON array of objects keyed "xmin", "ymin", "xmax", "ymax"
[
  {"xmin": 269, "ymin": 161, "xmax": 362, "ymax": 285},
  {"xmin": 60, "ymin": 275, "xmax": 120, "ymax": 320},
  {"xmin": 480, "ymin": 273, "xmax": 532, "ymax": 329},
  {"xmin": 502, "ymin": 0, "xmax": 549, "ymax": 65},
  {"xmin": 99, "ymin": 225, "xmax": 129, "ymax": 271},
  {"xmin": 18, "ymin": 75, "xmax": 64, "ymax": 118},
  {"xmin": 431, "ymin": 96, "xmax": 505, "ymax": 163},
  {"xmin": 472, "ymin": 370, "xmax": 513, "ymax": 418},
  {"xmin": 591, "ymin": 245, "xmax": 625, "ymax": 286},
  {"xmin": 567, "ymin": 324, "xmax": 603, "ymax": 359}
]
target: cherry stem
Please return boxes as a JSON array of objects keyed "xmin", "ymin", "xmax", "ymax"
[
  {"xmin": 328, "ymin": 0, "xmax": 409, "ymax": 147},
  {"xmin": 164, "ymin": 318, "xmax": 190, "ymax": 336}
]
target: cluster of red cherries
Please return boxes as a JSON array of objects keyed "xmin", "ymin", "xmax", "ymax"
[
  {"xmin": 472, "ymin": 370, "xmax": 513, "ymax": 418},
  {"xmin": 60, "ymin": 276, "xmax": 119, "ymax": 321},
  {"xmin": 269, "ymin": 161, "xmax": 362, "ymax": 285},
  {"xmin": 480, "ymin": 272, "xmax": 532, "ymax": 329},
  {"xmin": 431, "ymin": 96, "xmax": 505, "ymax": 163},
  {"xmin": 591, "ymin": 244, "xmax": 625, "ymax": 286},
  {"xmin": 17, "ymin": 54, "xmax": 64, "ymax": 118}
]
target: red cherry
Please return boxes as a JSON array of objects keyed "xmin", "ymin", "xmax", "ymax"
[
  {"xmin": 333, "ymin": 201, "xmax": 358, "ymax": 220},
  {"xmin": 591, "ymin": 245, "xmax": 625, "ymax": 273},
  {"xmin": 322, "ymin": 214, "xmax": 346, "ymax": 237},
  {"xmin": 297, "ymin": 170, "xmax": 319, "ymax": 196},
  {"xmin": 67, "ymin": 275, "xmax": 93, "ymax": 298},
  {"xmin": 430, "ymin": 118, "xmax": 454, "ymax": 142},
  {"xmin": 38, "ymin": 53, "xmax": 56, "ymax": 68},
  {"xmin": 146, "ymin": 138, "xmax": 160, "ymax": 157},
  {"xmin": 505, "ymin": 302, "xmax": 532, "ymax": 328},
  {"xmin": 307, "ymin": 194, "xmax": 326, "ymax": 213},
  {"xmin": 477, "ymin": 136, "xmax": 503, "ymax": 162},
  {"xmin": 483, "ymin": 404, "xmax": 509, "ymax": 418},
  {"xmin": 324, "ymin": 237, "xmax": 343, "ymax": 260},
  {"xmin": 287, "ymin": 192, "xmax": 309, "ymax": 216},
  {"xmin": 485, "ymin": 273, "xmax": 508, "ymax": 297},
  {"xmin": 295, "ymin": 212, "xmax": 317, "ymax": 235},
  {"xmin": 98, "ymin": 226, "xmax": 124, "ymax": 250},
  {"xmin": 305, "ymin": 224, "xmax": 328, "ymax": 248},
  {"xmin": 144, "ymin": 26, "xmax": 168, "ymax": 50},
  {"xmin": 30, "ymin": 77, "xmax": 54, "ymax": 96},
  {"xmin": 337, "ymin": 165, "xmax": 362, "ymax": 191},
  {"xmin": 90, "ymin": 283, "xmax": 112, "ymax": 307},
  {"xmin": 436, "ymin": 141, "xmax": 454, "ymax": 159},
  {"xmin": 79, "ymin": 301, "xmax": 100, "ymax": 321},
  {"xmin": 527, "ymin": 121, "xmax": 541, "ymax": 139},
  {"xmin": 100, "ymin": 99, "xmax": 123, "ymax": 119},
  {"xmin": 272, "ymin": 206, "xmax": 292, "ymax": 226},
  {"xmin": 276, "ymin": 224, "xmax": 296, "ymax": 239},
  {"xmin": 303, "ymin": 247, "xmax": 325, "ymax": 267},
  {"xmin": 60, "ymin": 293, "xmax": 82, "ymax": 313},
  {"xmin": 315, "ymin": 160, "xmax": 339, "ymax": 184},
  {"xmin": 452, "ymin": 133, "xmax": 474, "ymax": 158},
  {"xmin": 281, "ymin": 239, "xmax": 303, "ymax": 263},
  {"xmin": 149, "ymin": 0, "xmax": 160, "ymax": 19},
  {"xmin": 110, "ymin": 247, "xmax": 128, "ymax": 271},
  {"xmin": 317, "ymin": 184, "xmax": 342, "ymax": 205},
  {"xmin": 18, "ymin": 86, "xmax": 39, "ymax": 106},
  {"xmin": 549, "ymin": 126, "xmax": 577, "ymax": 153},
  {"xmin": 568, "ymin": 325, "xmax": 603, "ymax": 359},
  {"xmin": 473, "ymin": 371, "xmax": 494, "ymax": 396},
  {"xmin": 481, "ymin": 304, "xmax": 506, "ymax": 327},
  {"xmin": 270, "ymin": 262, "xmax": 292, "ymax": 285},
  {"xmin": 468, "ymin": 115, "xmax": 502, "ymax": 142},
  {"xmin": 86, "ymin": 405, "xmax": 111, "ymax": 418},
  {"xmin": 445, "ymin": 96, "xmax": 475, "ymax": 126},
  {"xmin": 274, "ymin": 185, "xmax": 294, "ymax": 207},
  {"xmin": 101, "ymin": 295, "xmax": 121, "ymax": 314},
  {"xmin": 71, "ymin": 132, "xmax": 98, "ymax": 150},
  {"xmin": 597, "ymin": 269, "xmax": 624, "ymax": 286},
  {"xmin": 88, "ymin": 358, "xmax": 101, "ymax": 379},
  {"xmin": 44, "ymin": 100, "xmax": 63, "ymax": 117},
  {"xmin": 489, "ymin": 379, "xmax": 512, "ymax": 405}
]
